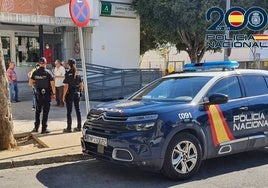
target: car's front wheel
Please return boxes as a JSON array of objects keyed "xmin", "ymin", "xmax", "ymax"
[{"xmin": 162, "ymin": 132, "xmax": 202, "ymax": 180}]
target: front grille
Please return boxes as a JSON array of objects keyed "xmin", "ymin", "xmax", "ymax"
[
  {"xmin": 84, "ymin": 142, "xmax": 113, "ymax": 161},
  {"xmin": 85, "ymin": 112, "xmax": 128, "ymax": 134},
  {"xmin": 88, "ymin": 113, "xmax": 127, "ymax": 122}
]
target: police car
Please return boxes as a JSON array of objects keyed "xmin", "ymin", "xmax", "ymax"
[{"xmin": 81, "ymin": 61, "xmax": 268, "ymax": 180}]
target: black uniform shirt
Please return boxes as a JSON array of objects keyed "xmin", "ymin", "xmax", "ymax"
[
  {"xmin": 63, "ymin": 70, "xmax": 82, "ymax": 94},
  {"xmin": 31, "ymin": 67, "xmax": 54, "ymax": 90}
]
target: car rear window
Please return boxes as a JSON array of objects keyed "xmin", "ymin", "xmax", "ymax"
[{"xmin": 242, "ymin": 75, "xmax": 268, "ymax": 97}]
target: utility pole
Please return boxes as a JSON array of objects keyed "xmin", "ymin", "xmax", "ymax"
[{"xmin": 224, "ymin": 0, "xmax": 230, "ymax": 61}]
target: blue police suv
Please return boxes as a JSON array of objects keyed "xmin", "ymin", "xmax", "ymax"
[{"xmin": 81, "ymin": 61, "xmax": 268, "ymax": 180}]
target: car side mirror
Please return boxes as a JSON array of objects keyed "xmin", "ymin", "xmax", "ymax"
[{"xmin": 207, "ymin": 93, "xmax": 228, "ymax": 105}]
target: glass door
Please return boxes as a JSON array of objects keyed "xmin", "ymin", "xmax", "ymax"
[
  {"xmin": 15, "ymin": 36, "xmax": 39, "ymax": 66},
  {"xmin": 1, "ymin": 36, "xmax": 10, "ymax": 69}
]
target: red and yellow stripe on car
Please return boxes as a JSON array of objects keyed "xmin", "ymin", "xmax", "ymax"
[{"xmin": 206, "ymin": 105, "xmax": 234, "ymax": 146}]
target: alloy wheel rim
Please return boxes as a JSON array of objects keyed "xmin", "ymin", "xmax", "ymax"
[{"xmin": 171, "ymin": 140, "xmax": 198, "ymax": 174}]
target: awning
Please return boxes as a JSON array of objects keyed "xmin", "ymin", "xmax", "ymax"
[{"xmin": 0, "ymin": 12, "xmax": 98, "ymax": 27}]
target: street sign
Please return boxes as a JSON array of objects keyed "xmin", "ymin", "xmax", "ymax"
[
  {"xmin": 101, "ymin": 1, "xmax": 112, "ymax": 15},
  {"xmin": 69, "ymin": 0, "xmax": 90, "ymax": 27},
  {"xmin": 69, "ymin": 0, "xmax": 91, "ymax": 112},
  {"xmin": 100, "ymin": 1, "xmax": 136, "ymax": 18}
]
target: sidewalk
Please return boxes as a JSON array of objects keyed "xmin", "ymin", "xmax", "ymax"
[{"xmin": 0, "ymin": 99, "xmax": 101, "ymax": 170}]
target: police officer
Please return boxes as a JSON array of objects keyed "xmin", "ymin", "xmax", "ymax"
[
  {"xmin": 29, "ymin": 57, "xmax": 56, "ymax": 134},
  {"xmin": 62, "ymin": 58, "xmax": 84, "ymax": 133}
]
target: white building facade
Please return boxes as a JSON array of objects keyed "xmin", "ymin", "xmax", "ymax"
[
  {"xmin": 141, "ymin": 40, "xmax": 268, "ymax": 73},
  {"xmin": 0, "ymin": 0, "xmax": 140, "ymax": 81}
]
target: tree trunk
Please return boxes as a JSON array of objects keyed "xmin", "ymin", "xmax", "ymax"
[
  {"xmin": 0, "ymin": 34, "xmax": 17, "ymax": 150},
  {"xmin": 177, "ymin": 30, "xmax": 206, "ymax": 63}
]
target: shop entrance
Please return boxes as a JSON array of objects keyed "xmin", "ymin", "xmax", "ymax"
[
  {"xmin": 0, "ymin": 25, "xmax": 62, "ymax": 81},
  {"xmin": 15, "ymin": 36, "xmax": 39, "ymax": 65},
  {"xmin": 1, "ymin": 36, "xmax": 10, "ymax": 69}
]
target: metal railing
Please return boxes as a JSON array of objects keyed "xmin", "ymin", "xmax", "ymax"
[{"xmin": 77, "ymin": 63, "xmax": 162, "ymax": 101}]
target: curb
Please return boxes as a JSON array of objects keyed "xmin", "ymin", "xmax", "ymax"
[
  {"xmin": 31, "ymin": 133, "xmax": 49, "ymax": 148},
  {"xmin": 0, "ymin": 153, "xmax": 91, "ymax": 170},
  {"xmin": 14, "ymin": 132, "xmax": 49, "ymax": 148}
]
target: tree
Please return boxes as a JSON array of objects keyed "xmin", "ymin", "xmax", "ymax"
[
  {"xmin": 133, "ymin": 0, "xmax": 221, "ymax": 62},
  {"xmin": 0, "ymin": 34, "xmax": 17, "ymax": 150},
  {"xmin": 133, "ymin": 0, "xmax": 268, "ymax": 63}
]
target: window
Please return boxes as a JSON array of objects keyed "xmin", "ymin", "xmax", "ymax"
[
  {"xmin": 242, "ymin": 76, "xmax": 268, "ymax": 97},
  {"xmin": 15, "ymin": 36, "xmax": 39, "ymax": 65},
  {"xmin": 207, "ymin": 76, "xmax": 242, "ymax": 100}
]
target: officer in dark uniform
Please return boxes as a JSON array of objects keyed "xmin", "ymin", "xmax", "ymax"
[
  {"xmin": 29, "ymin": 57, "xmax": 56, "ymax": 134},
  {"xmin": 62, "ymin": 58, "xmax": 84, "ymax": 133}
]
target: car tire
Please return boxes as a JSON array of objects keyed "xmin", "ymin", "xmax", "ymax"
[{"xmin": 162, "ymin": 132, "xmax": 202, "ymax": 180}]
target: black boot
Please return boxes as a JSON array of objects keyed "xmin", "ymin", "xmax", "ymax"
[{"xmin": 41, "ymin": 125, "xmax": 50, "ymax": 134}]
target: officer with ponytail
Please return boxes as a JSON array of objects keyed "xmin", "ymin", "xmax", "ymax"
[{"xmin": 62, "ymin": 58, "xmax": 84, "ymax": 133}]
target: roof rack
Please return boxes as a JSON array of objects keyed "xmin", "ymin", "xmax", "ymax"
[{"xmin": 183, "ymin": 61, "xmax": 239, "ymax": 71}]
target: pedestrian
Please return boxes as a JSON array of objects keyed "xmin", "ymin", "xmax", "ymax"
[
  {"xmin": 62, "ymin": 58, "xmax": 84, "ymax": 133},
  {"xmin": 6, "ymin": 61, "xmax": 20, "ymax": 102},
  {"xmin": 62, "ymin": 60, "xmax": 69, "ymax": 72},
  {"xmin": 29, "ymin": 57, "xmax": 56, "ymax": 134},
  {"xmin": 43, "ymin": 43, "xmax": 53, "ymax": 71},
  {"xmin": 53, "ymin": 59, "xmax": 65, "ymax": 107},
  {"xmin": 27, "ymin": 63, "xmax": 40, "ymax": 110}
]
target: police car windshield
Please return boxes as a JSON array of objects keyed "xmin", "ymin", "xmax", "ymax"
[{"xmin": 131, "ymin": 76, "xmax": 212, "ymax": 102}]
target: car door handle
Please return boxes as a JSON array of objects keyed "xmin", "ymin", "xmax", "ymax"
[{"xmin": 239, "ymin": 106, "xmax": 248, "ymax": 111}]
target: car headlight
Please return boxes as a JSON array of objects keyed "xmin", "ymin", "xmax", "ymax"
[
  {"xmin": 126, "ymin": 114, "xmax": 158, "ymax": 131},
  {"xmin": 82, "ymin": 125, "xmax": 87, "ymax": 136}
]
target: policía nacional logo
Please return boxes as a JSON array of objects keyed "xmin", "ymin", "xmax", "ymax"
[{"xmin": 206, "ymin": 6, "xmax": 268, "ymax": 49}]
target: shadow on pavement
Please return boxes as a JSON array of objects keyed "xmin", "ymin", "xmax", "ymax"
[
  {"xmin": 36, "ymin": 149, "xmax": 268, "ymax": 188},
  {"xmin": 196, "ymin": 148, "xmax": 268, "ymax": 179},
  {"xmin": 36, "ymin": 160, "xmax": 168, "ymax": 188}
]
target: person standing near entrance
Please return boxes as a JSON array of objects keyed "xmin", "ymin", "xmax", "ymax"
[
  {"xmin": 28, "ymin": 63, "xmax": 40, "ymax": 110},
  {"xmin": 43, "ymin": 43, "xmax": 53, "ymax": 71},
  {"xmin": 53, "ymin": 59, "xmax": 65, "ymax": 107},
  {"xmin": 62, "ymin": 60, "xmax": 69, "ymax": 72},
  {"xmin": 29, "ymin": 57, "xmax": 56, "ymax": 134},
  {"xmin": 62, "ymin": 58, "xmax": 84, "ymax": 133},
  {"xmin": 6, "ymin": 61, "xmax": 20, "ymax": 102}
]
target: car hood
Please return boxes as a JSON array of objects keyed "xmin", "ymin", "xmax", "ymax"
[{"xmin": 91, "ymin": 99, "xmax": 194, "ymax": 116}]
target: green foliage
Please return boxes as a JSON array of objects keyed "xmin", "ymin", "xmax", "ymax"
[{"xmin": 133, "ymin": 0, "xmax": 268, "ymax": 62}]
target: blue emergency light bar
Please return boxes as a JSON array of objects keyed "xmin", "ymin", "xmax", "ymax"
[{"xmin": 183, "ymin": 61, "xmax": 239, "ymax": 71}]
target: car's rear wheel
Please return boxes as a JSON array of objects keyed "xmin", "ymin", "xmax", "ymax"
[{"xmin": 162, "ymin": 132, "xmax": 202, "ymax": 180}]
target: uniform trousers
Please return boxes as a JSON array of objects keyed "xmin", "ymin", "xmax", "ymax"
[
  {"xmin": 35, "ymin": 94, "xmax": 51, "ymax": 131},
  {"xmin": 65, "ymin": 94, "xmax": 81, "ymax": 130}
]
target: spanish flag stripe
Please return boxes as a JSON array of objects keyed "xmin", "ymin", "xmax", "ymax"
[
  {"xmin": 209, "ymin": 105, "xmax": 230, "ymax": 143},
  {"xmin": 230, "ymin": 22, "xmax": 243, "ymax": 26},
  {"xmin": 206, "ymin": 106, "xmax": 219, "ymax": 146},
  {"xmin": 206, "ymin": 105, "xmax": 234, "ymax": 146},
  {"xmin": 215, "ymin": 105, "xmax": 235, "ymax": 140},
  {"xmin": 231, "ymin": 11, "xmax": 242, "ymax": 16},
  {"xmin": 254, "ymin": 34, "xmax": 268, "ymax": 37},
  {"xmin": 253, "ymin": 35, "xmax": 268, "ymax": 41},
  {"xmin": 229, "ymin": 15, "xmax": 244, "ymax": 23}
]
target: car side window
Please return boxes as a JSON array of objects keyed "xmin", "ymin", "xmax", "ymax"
[
  {"xmin": 265, "ymin": 77, "xmax": 268, "ymax": 86},
  {"xmin": 242, "ymin": 75, "xmax": 268, "ymax": 97},
  {"xmin": 207, "ymin": 76, "xmax": 242, "ymax": 100}
]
